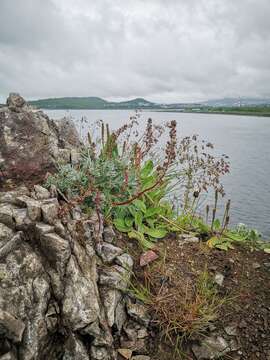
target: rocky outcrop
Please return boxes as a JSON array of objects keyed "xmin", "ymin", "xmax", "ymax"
[
  {"xmin": 0, "ymin": 185, "xmax": 150, "ymax": 359},
  {"xmin": 0, "ymin": 93, "xmax": 81, "ymax": 186},
  {"xmin": 0, "ymin": 97, "xmax": 151, "ymax": 359}
]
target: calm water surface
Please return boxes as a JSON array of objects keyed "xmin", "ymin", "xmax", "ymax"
[{"xmin": 45, "ymin": 109, "xmax": 270, "ymax": 239}]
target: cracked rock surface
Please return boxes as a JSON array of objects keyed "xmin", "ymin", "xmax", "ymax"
[{"xmin": 0, "ymin": 185, "xmax": 150, "ymax": 359}]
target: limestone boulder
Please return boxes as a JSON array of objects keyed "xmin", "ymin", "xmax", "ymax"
[{"xmin": 0, "ymin": 93, "xmax": 81, "ymax": 186}]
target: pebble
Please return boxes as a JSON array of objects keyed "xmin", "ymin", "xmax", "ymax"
[
  {"xmin": 118, "ymin": 348, "xmax": 133, "ymax": 359},
  {"xmin": 140, "ymin": 250, "xmax": 159, "ymax": 267},
  {"xmin": 214, "ymin": 272, "xmax": 225, "ymax": 286}
]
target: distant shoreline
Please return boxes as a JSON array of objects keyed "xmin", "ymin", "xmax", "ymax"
[
  {"xmin": 43, "ymin": 108, "xmax": 270, "ymax": 117},
  {"xmin": 152, "ymin": 109, "xmax": 270, "ymax": 117}
]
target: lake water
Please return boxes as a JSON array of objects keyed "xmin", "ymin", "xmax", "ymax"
[{"xmin": 45, "ymin": 109, "xmax": 270, "ymax": 239}]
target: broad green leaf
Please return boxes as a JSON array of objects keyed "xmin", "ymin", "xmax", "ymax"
[
  {"xmin": 145, "ymin": 207, "xmax": 162, "ymax": 218},
  {"xmin": 143, "ymin": 226, "xmax": 167, "ymax": 239},
  {"xmin": 148, "ymin": 188, "xmax": 166, "ymax": 203},
  {"xmin": 133, "ymin": 199, "xmax": 146, "ymax": 213},
  {"xmin": 216, "ymin": 243, "xmax": 229, "ymax": 251},
  {"xmin": 141, "ymin": 160, "xmax": 154, "ymax": 178},
  {"xmin": 146, "ymin": 218, "xmax": 156, "ymax": 227},
  {"xmin": 134, "ymin": 211, "xmax": 143, "ymax": 228},
  {"xmin": 141, "ymin": 175, "xmax": 156, "ymax": 191},
  {"xmin": 226, "ymin": 232, "xmax": 247, "ymax": 242},
  {"xmin": 125, "ymin": 217, "xmax": 133, "ymax": 227},
  {"xmin": 114, "ymin": 218, "xmax": 132, "ymax": 232},
  {"xmin": 128, "ymin": 206, "xmax": 137, "ymax": 218},
  {"xmin": 207, "ymin": 236, "xmax": 220, "ymax": 248},
  {"xmin": 197, "ymin": 221, "xmax": 210, "ymax": 233},
  {"xmin": 128, "ymin": 230, "xmax": 154, "ymax": 249},
  {"xmin": 138, "ymin": 223, "xmax": 146, "ymax": 234}
]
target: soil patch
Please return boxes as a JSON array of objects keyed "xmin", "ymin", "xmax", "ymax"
[{"xmin": 119, "ymin": 235, "xmax": 270, "ymax": 359}]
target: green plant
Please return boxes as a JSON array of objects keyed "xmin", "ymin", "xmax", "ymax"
[
  {"xmin": 46, "ymin": 116, "xmax": 232, "ymax": 251},
  {"xmin": 207, "ymin": 223, "xmax": 264, "ymax": 251},
  {"xmin": 130, "ymin": 264, "xmax": 227, "ymax": 356},
  {"xmin": 113, "ymin": 160, "xmax": 173, "ymax": 249},
  {"xmin": 46, "ymin": 123, "xmax": 138, "ymax": 213},
  {"xmin": 175, "ymin": 213, "xmax": 210, "ymax": 235}
]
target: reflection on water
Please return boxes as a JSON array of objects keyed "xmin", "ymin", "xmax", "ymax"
[{"xmin": 45, "ymin": 109, "xmax": 270, "ymax": 239}]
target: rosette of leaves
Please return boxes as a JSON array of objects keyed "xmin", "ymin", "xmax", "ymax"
[
  {"xmin": 113, "ymin": 160, "xmax": 173, "ymax": 249},
  {"xmin": 207, "ymin": 223, "xmax": 265, "ymax": 251}
]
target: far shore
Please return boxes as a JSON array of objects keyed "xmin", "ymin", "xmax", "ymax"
[{"xmin": 43, "ymin": 108, "xmax": 270, "ymax": 117}]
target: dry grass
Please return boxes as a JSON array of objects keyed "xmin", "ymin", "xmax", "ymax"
[{"xmin": 129, "ymin": 253, "xmax": 227, "ymax": 356}]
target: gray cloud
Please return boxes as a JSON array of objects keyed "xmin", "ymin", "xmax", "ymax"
[{"xmin": 0, "ymin": 0, "xmax": 270, "ymax": 102}]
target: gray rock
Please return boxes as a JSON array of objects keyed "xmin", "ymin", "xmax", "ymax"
[
  {"xmin": 179, "ymin": 233, "xmax": 199, "ymax": 243},
  {"xmin": 13, "ymin": 208, "xmax": 31, "ymax": 228},
  {"xmin": 54, "ymin": 220, "xmax": 66, "ymax": 237},
  {"xmin": 35, "ymin": 222, "xmax": 54, "ymax": 236},
  {"xmin": 0, "ymin": 204, "xmax": 15, "ymax": 228},
  {"xmin": 0, "ymin": 186, "xmax": 29, "ymax": 205},
  {"xmin": 45, "ymin": 302, "xmax": 59, "ymax": 332},
  {"xmin": 41, "ymin": 198, "xmax": 59, "ymax": 224},
  {"xmin": 126, "ymin": 299, "xmax": 150, "ymax": 326},
  {"xmin": 16, "ymin": 195, "xmax": 41, "ymax": 221},
  {"xmin": 229, "ymin": 338, "xmax": 240, "ymax": 351},
  {"xmin": 90, "ymin": 346, "xmax": 111, "ymax": 360},
  {"xmin": 116, "ymin": 253, "xmax": 134, "ymax": 269},
  {"xmin": 252, "ymin": 262, "xmax": 261, "ymax": 269},
  {"xmin": 118, "ymin": 348, "xmax": 133, "ymax": 359},
  {"xmin": 0, "ymin": 95, "xmax": 81, "ymax": 185},
  {"xmin": 57, "ymin": 148, "xmax": 73, "ymax": 163},
  {"xmin": 0, "ymin": 223, "xmax": 14, "ymax": 245},
  {"xmin": 97, "ymin": 242, "xmax": 123, "ymax": 263},
  {"xmin": 0, "ymin": 232, "xmax": 22, "ymax": 260},
  {"xmin": 80, "ymin": 320, "xmax": 101, "ymax": 338},
  {"xmin": 0, "ymin": 310, "xmax": 25, "ymax": 343},
  {"xmin": 224, "ymin": 324, "xmax": 238, "ymax": 336},
  {"xmin": 214, "ymin": 273, "xmax": 224, "ymax": 286},
  {"xmin": 49, "ymin": 184, "xmax": 58, "ymax": 198},
  {"xmin": 99, "ymin": 265, "xmax": 130, "ymax": 289},
  {"xmin": 63, "ymin": 334, "xmax": 89, "ymax": 360},
  {"xmin": 34, "ymin": 185, "xmax": 51, "ymax": 200},
  {"xmin": 41, "ymin": 233, "xmax": 70, "ymax": 271},
  {"xmin": 137, "ymin": 328, "xmax": 149, "ymax": 339},
  {"xmin": 7, "ymin": 93, "xmax": 26, "ymax": 110},
  {"xmin": 192, "ymin": 335, "xmax": 230, "ymax": 359},
  {"xmin": 55, "ymin": 117, "xmax": 81, "ymax": 148},
  {"xmin": 71, "ymin": 206, "xmax": 82, "ymax": 220},
  {"xmin": 103, "ymin": 226, "xmax": 116, "ymax": 243},
  {"xmin": 124, "ymin": 320, "xmax": 139, "ymax": 341},
  {"xmin": 115, "ymin": 300, "xmax": 127, "ymax": 332},
  {"xmin": 0, "ymin": 350, "xmax": 17, "ymax": 360},
  {"xmin": 0, "ymin": 185, "xmax": 129, "ymax": 358},
  {"xmin": 101, "ymin": 288, "xmax": 122, "ymax": 327},
  {"xmin": 120, "ymin": 338, "xmax": 147, "ymax": 353},
  {"xmin": 62, "ymin": 256, "xmax": 100, "ymax": 330}
]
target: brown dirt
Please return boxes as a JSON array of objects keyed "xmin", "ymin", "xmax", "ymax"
[{"xmin": 118, "ymin": 234, "xmax": 270, "ymax": 359}]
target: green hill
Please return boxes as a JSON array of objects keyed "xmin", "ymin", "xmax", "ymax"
[
  {"xmin": 29, "ymin": 97, "xmax": 108, "ymax": 109},
  {"xmin": 29, "ymin": 96, "xmax": 157, "ymax": 110}
]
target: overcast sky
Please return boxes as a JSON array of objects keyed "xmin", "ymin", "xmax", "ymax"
[{"xmin": 0, "ymin": 0, "xmax": 270, "ymax": 103}]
